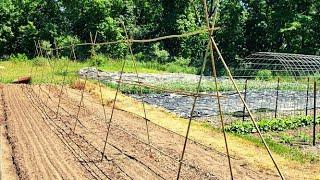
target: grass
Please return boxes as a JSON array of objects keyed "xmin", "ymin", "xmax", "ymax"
[
  {"xmin": 88, "ymin": 54, "xmax": 197, "ymax": 74},
  {"xmin": 99, "ymin": 60, "xmax": 197, "ymax": 74},
  {"xmin": 1, "ymin": 56, "xmax": 317, "ymax": 94},
  {"xmin": 201, "ymin": 122, "xmax": 318, "ymax": 163},
  {"xmin": 101, "ymin": 77, "xmax": 313, "ymax": 95},
  {"xmin": 0, "ymin": 58, "xmax": 85, "ymax": 84},
  {"xmin": 236, "ymin": 134, "xmax": 318, "ymax": 163},
  {"xmin": 0, "ymin": 56, "xmax": 197, "ymax": 85}
]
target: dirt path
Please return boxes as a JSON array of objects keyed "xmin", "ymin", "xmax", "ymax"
[
  {"xmin": 2, "ymin": 85, "xmax": 94, "ymax": 179},
  {"xmin": 1, "ymin": 84, "xmax": 281, "ymax": 179},
  {"xmin": 0, "ymin": 86, "xmax": 18, "ymax": 180}
]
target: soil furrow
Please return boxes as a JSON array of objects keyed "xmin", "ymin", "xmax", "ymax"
[
  {"xmin": 22, "ymin": 86, "xmax": 110, "ymax": 180},
  {"xmin": 17, "ymin": 86, "xmax": 81, "ymax": 179},
  {"xmin": 3, "ymin": 85, "xmax": 89, "ymax": 179},
  {"xmin": 0, "ymin": 87, "xmax": 19, "ymax": 180},
  {"xmin": 24, "ymin": 85, "xmax": 126, "ymax": 179},
  {"xmin": 4, "ymin": 85, "xmax": 48, "ymax": 179},
  {"xmin": 32, "ymin": 85, "xmax": 163, "ymax": 179},
  {"xmin": 35, "ymin": 85, "xmax": 221, "ymax": 179},
  {"xmin": 36, "ymin": 86, "xmax": 176, "ymax": 179},
  {"xmin": 1, "ymin": 83, "xmax": 283, "ymax": 180}
]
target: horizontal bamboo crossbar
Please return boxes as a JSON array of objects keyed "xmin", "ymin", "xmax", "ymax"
[{"xmin": 40, "ymin": 27, "xmax": 219, "ymax": 51}]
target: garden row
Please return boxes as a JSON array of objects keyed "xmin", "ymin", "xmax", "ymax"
[{"xmin": 225, "ymin": 116, "xmax": 320, "ymax": 134}]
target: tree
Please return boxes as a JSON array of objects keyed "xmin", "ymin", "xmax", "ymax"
[{"xmin": 0, "ymin": 0, "xmax": 17, "ymax": 56}]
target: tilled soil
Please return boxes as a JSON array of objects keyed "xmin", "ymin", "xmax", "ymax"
[{"xmin": 1, "ymin": 84, "xmax": 281, "ymax": 179}]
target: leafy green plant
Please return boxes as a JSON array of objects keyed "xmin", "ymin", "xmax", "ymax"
[
  {"xmin": 256, "ymin": 69, "xmax": 273, "ymax": 81},
  {"xmin": 40, "ymin": 40, "xmax": 52, "ymax": 57},
  {"xmin": 225, "ymin": 116, "xmax": 320, "ymax": 134},
  {"xmin": 104, "ymin": 82, "xmax": 152, "ymax": 94},
  {"xmin": 279, "ymin": 134, "xmax": 293, "ymax": 145},
  {"xmin": 296, "ymin": 132, "xmax": 310, "ymax": 143}
]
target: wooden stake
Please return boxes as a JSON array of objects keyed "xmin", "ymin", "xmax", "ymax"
[
  {"xmin": 306, "ymin": 77, "xmax": 310, "ymax": 116},
  {"xmin": 275, "ymin": 77, "xmax": 280, "ymax": 118},
  {"xmin": 243, "ymin": 79, "xmax": 248, "ymax": 121},
  {"xmin": 313, "ymin": 80, "xmax": 317, "ymax": 146}
]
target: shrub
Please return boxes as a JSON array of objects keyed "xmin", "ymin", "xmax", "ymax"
[
  {"xmin": 56, "ymin": 35, "xmax": 80, "ymax": 47},
  {"xmin": 150, "ymin": 43, "xmax": 170, "ymax": 63},
  {"xmin": 88, "ymin": 54, "xmax": 108, "ymax": 67},
  {"xmin": 173, "ymin": 57, "xmax": 190, "ymax": 66},
  {"xmin": 154, "ymin": 49, "xmax": 169, "ymax": 63},
  {"xmin": 40, "ymin": 40, "xmax": 52, "ymax": 56},
  {"xmin": 8, "ymin": 53, "xmax": 29, "ymax": 63},
  {"xmin": 256, "ymin": 69, "xmax": 273, "ymax": 81},
  {"xmin": 135, "ymin": 52, "xmax": 147, "ymax": 62},
  {"xmin": 165, "ymin": 57, "xmax": 197, "ymax": 74},
  {"xmin": 55, "ymin": 35, "xmax": 81, "ymax": 58}
]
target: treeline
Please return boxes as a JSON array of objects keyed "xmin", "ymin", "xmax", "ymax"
[{"xmin": 1, "ymin": 0, "xmax": 320, "ymax": 73}]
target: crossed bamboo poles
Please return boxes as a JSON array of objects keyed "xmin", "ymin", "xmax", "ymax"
[{"xmin": 30, "ymin": 1, "xmax": 286, "ymax": 179}]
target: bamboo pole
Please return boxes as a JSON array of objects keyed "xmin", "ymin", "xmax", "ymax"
[{"xmin": 210, "ymin": 37, "xmax": 284, "ymax": 179}]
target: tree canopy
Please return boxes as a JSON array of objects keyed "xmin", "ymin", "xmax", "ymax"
[{"xmin": 1, "ymin": 0, "xmax": 320, "ymax": 73}]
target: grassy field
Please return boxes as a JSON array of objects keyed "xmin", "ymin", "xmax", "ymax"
[
  {"xmin": 0, "ymin": 56, "xmax": 196, "ymax": 84},
  {"xmin": 1, "ymin": 56, "xmax": 318, "ymax": 94},
  {"xmin": 0, "ymin": 58, "xmax": 84, "ymax": 84}
]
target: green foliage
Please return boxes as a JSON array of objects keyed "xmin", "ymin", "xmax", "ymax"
[
  {"xmin": 2, "ymin": 0, "xmax": 320, "ymax": 71},
  {"xmin": 279, "ymin": 134, "xmax": 293, "ymax": 145},
  {"xmin": 225, "ymin": 116, "xmax": 320, "ymax": 134},
  {"xmin": 56, "ymin": 35, "xmax": 80, "ymax": 47},
  {"xmin": 256, "ymin": 69, "xmax": 273, "ymax": 81},
  {"xmin": 146, "ymin": 43, "xmax": 170, "ymax": 64},
  {"xmin": 40, "ymin": 40, "xmax": 52, "ymax": 56},
  {"xmin": 104, "ymin": 82, "xmax": 152, "ymax": 94},
  {"xmin": 237, "ymin": 134, "xmax": 318, "ymax": 163},
  {"xmin": 8, "ymin": 53, "xmax": 29, "ymax": 63},
  {"xmin": 296, "ymin": 132, "xmax": 310, "ymax": 143},
  {"xmin": 166, "ymin": 57, "xmax": 197, "ymax": 74},
  {"xmin": 88, "ymin": 54, "xmax": 108, "ymax": 67},
  {"xmin": 0, "ymin": 0, "xmax": 17, "ymax": 55},
  {"xmin": 33, "ymin": 57, "xmax": 48, "ymax": 66}
]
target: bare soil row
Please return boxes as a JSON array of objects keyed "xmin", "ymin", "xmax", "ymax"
[{"xmin": 0, "ymin": 84, "xmax": 280, "ymax": 179}]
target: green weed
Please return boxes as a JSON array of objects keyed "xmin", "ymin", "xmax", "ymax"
[
  {"xmin": 279, "ymin": 134, "xmax": 294, "ymax": 145},
  {"xmin": 237, "ymin": 134, "xmax": 318, "ymax": 163}
]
